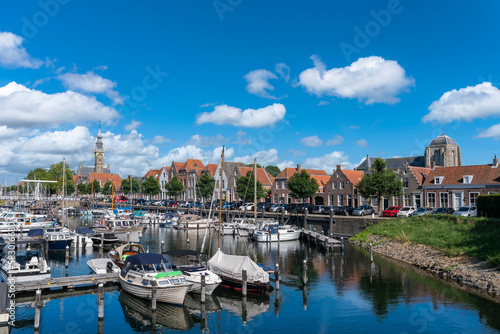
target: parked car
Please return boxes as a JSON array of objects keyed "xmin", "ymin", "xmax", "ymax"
[
  {"xmin": 453, "ymin": 206, "xmax": 477, "ymax": 217},
  {"xmin": 269, "ymin": 203, "xmax": 283, "ymax": 212},
  {"xmin": 312, "ymin": 205, "xmax": 325, "ymax": 214},
  {"xmin": 431, "ymin": 207, "xmax": 455, "ymax": 215},
  {"xmin": 382, "ymin": 206, "xmax": 402, "ymax": 217},
  {"xmin": 337, "ymin": 206, "xmax": 355, "ymax": 216},
  {"xmin": 114, "ymin": 195, "xmax": 127, "ymax": 203},
  {"xmin": 323, "ymin": 206, "xmax": 344, "ymax": 215},
  {"xmin": 397, "ymin": 206, "xmax": 416, "ymax": 217},
  {"xmin": 239, "ymin": 203, "xmax": 254, "ymax": 211},
  {"xmin": 277, "ymin": 204, "xmax": 291, "ymax": 214},
  {"xmin": 409, "ymin": 207, "xmax": 434, "ymax": 216},
  {"xmin": 169, "ymin": 201, "xmax": 180, "ymax": 208},
  {"xmin": 295, "ymin": 203, "xmax": 313, "ymax": 214},
  {"xmin": 352, "ymin": 205, "xmax": 375, "ymax": 216}
]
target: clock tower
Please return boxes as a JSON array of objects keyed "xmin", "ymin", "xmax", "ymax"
[{"xmin": 94, "ymin": 123, "xmax": 105, "ymax": 173}]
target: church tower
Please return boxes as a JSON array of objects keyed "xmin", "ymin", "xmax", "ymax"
[
  {"xmin": 94, "ymin": 123, "xmax": 105, "ymax": 173},
  {"xmin": 425, "ymin": 134, "xmax": 461, "ymax": 168}
]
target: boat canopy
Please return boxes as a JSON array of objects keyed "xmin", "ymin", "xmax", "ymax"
[
  {"xmin": 27, "ymin": 229, "xmax": 44, "ymax": 237},
  {"xmin": 75, "ymin": 227, "xmax": 94, "ymax": 235},
  {"xmin": 124, "ymin": 253, "xmax": 168, "ymax": 266},
  {"xmin": 208, "ymin": 250, "xmax": 269, "ymax": 284}
]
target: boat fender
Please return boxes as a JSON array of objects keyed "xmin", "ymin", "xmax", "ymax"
[{"xmin": 100, "ymin": 219, "xmax": 104, "ymax": 225}]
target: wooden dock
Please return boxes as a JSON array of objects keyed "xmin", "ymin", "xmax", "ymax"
[
  {"xmin": 301, "ymin": 229, "xmax": 343, "ymax": 249},
  {"xmin": 15, "ymin": 272, "xmax": 119, "ymax": 293}
]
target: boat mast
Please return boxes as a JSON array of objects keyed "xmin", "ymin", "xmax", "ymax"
[
  {"xmin": 253, "ymin": 158, "xmax": 257, "ymax": 219},
  {"xmin": 62, "ymin": 158, "xmax": 66, "ymax": 223},
  {"xmin": 218, "ymin": 146, "xmax": 225, "ymax": 250}
]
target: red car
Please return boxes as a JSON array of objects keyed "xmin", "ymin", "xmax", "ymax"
[
  {"xmin": 382, "ymin": 206, "xmax": 402, "ymax": 217},
  {"xmin": 114, "ymin": 195, "xmax": 127, "ymax": 203}
]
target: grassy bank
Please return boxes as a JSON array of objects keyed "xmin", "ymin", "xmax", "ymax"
[{"xmin": 351, "ymin": 215, "xmax": 500, "ymax": 267}]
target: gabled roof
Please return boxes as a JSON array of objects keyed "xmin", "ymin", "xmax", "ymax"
[
  {"xmin": 88, "ymin": 173, "xmax": 122, "ymax": 188},
  {"xmin": 407, "ymin": 166, "xmax": 431, "ymax": 185},
  {"xmin": 204, "ymin": 163, "xmax": 219, "ymax": 177},
  {"xmin": 144, "ymin": 169, "xmax": 161, "ymax": 179},
  {"xmin": 237, "ymin": 167, "xmax": 275, "ymax": 186},
  {"xmin": 171, "ymin": 162, "xmax": 183, "ymax": 171},
  {"xmin": 181, "ymin": 159, "xmax": 205, "ymax": 171},
  {"xmin": 422, "ymin": 165, "xmax": 500, "ymax": 186},
  {"xmin": 356, "ymin": 156, "xmax": 426, "ymax": 171},
  {"xmin": 310, "ymin": 175, "xmax": 331, "ymax": 187},
  {"xmin": 277, "ymin": 167, "xmax": 328, "ymax": 178},
  {"xmin": 342, "ymin": 170, "xmax": 365, "ymax": 186}
]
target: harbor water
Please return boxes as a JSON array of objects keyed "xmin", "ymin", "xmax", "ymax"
[{"xmin": 9, "ymin": 216, "xmax": 500, "ymax": 334}]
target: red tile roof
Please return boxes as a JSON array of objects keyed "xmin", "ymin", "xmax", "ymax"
[
  {"xmin": 342, "ymin": 170, "xmax": 365, "ymax": 186},
  {"xmin": 422, "ymin": 165, "xmax": 500, "ymax": 186},
  {"xmin": 237, "ymin": 167, "xmax": 275, "ymax": 186},
  {"xmin": 277, "ymin": 167, "xmax": 328, "ymax": 178},
  {"xmin": 204, "ymin": 164, "xmax": 219, "ymax": 177},
  {"xmin": 144, "ymin": 169, "xmax": 161, "ymax": 179},
  {"xmin": 89, "ymin": 173, "xmax": 122, "ymax": 189},
  {"xmin": 408, "ymin": 166, "xmax": 431, "ymax": 185},
  {"xmin": 181, "ymin": 159, "xmax": 205, "ymax": 171},
  {"xmin": 171, "ymin": 162, "xmax": 183, "ymax": 171}
]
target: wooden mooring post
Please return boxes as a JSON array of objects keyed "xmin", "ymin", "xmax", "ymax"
[
  {"xmin": 329, "ymin": 210, "xmax": 334, "ymax": 237},
  {"xmin": 200, "ymin": 274, "xmax": 206, "ymax": 303},
  {"xmin": 242, "ymin": 268, "xmax": 247, "ymax": 297},
  {"xmin": 303, "ymin": 208, "xmax": 308, "ymax": 229},
  {"xmin": 98, "ymin": 283, "xmax": 104, "ymax": 321},
  {"xmin": 370, "ymin": 243, "xmax": 373, "ymax": 262},
  {"xmin": 34, "ymin": 289, "xmax": 42, "ymax": 332},
  {"xmin": 65, "ymin": 245, "xmax": 69, "ymax": 268},
  {"xmin": 187, "ymin": 238, "xmax": 190, "ymax": 250},
  {"xmin": 274, "ymin": 263, "xmax": 280, "ymax": 291},
  {"xmin": 151, "ymin": 279, "xmax": 157, "ymax": 311},
  {"xmin": 160, "ymin": 240, "xmax": 165, "ymax": 254},
  {"xmin": 302, "ymin": 259, "xmax": 308, "ymax": 285}
]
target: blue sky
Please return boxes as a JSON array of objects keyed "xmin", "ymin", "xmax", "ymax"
[{"xmin": 0, "ymin": 1, "xmax": 499, "ymax": 184}]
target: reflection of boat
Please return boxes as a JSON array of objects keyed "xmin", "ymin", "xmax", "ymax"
[
  {"xmin": 214, "ymin": 288, "xmax": 270, "ymax": 321},
  {"xmin": 108, "ymin": 243, "xmax": 145, "ymax": 268},
  {"xmin": 183, "ymin": 293, "xmax": 221, "ymax": 314},
  {"xmin": 119, "ymin": 291, "xmax": 193, "ymax": 331},
  {"xmin": 0, "ymin": 243, "xmax": 51, "ymax": 283},
  {"xmin": 163, "ymin": 250, "xmax": 221, "ymax": 295},
  {"xmin": 207, "ymin": 250, "xmax": 271, "ymax": 294},
  {"xmin": 119, "ymin": 253, "xmax": 192, "ymax": 305}
]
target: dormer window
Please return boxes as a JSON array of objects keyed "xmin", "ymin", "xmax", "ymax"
[
  {"xmin": 463, "ymin": 175, "xmax": 473, "ymax": 184},
  {"xmin": 434, "ymin": 176, "xmax": 443, "ymax": 184},
  {"xmin": 336, "ymin": 173, "xmax": 340, "ymax": 178}
]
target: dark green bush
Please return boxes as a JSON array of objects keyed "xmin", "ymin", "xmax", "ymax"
[{"xmin": 477, "ymin": 194, "xmax": 500, "ymax": 217}]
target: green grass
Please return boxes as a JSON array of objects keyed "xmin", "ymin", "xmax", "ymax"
[{"xmin": 351, "ymin": 215, "xmax": 500, "ymax": 267}]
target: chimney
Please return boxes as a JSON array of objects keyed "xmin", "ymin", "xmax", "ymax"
[
  {"xmin": 107, "ymin": 164, "xmax": 110, "ymax": 171},
  {"xmin": 494, "ymin": 154, "xmax": 499, "ymax": 168},
  {"xmin": 297, "ymin": 164, "xmax": 302, "ymax": 173},
  {"xmin": 431, "ymin": 161, "xmax": 436, "ymax": 170},
  {"xmin": 79, "ymin": 162, "xmax": 82, "ymax": 171},
  {"xmin": 336, "ymin": 165, "xmax": 342, "ymax": 171}
]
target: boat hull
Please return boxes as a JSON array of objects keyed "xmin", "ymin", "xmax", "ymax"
[
  {"xmin": 48, "ymin": 239, "xmax": 73, "ymax": 251},
  {"xmin": 0, "ymin": 268, "xmax": 51, "ymax": 284},
  {"xmin": 119, "ymin": 276, "xmax": 191, "ymax": 305},
  {"xmin": 217, "ymin": 274, "xmax": 270, "ymax": 294},
  {"xmin": 252, "ymin": 230, "xmax": 301, "ymax": 242}
]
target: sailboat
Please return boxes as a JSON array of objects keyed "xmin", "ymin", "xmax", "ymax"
[{"xmin": 206, "ymin": 147, "xmax": 271, "ymax": 293}]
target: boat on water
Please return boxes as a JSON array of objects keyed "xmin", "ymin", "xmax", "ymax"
[
  {"xmin": 91, "ymin": 233, "xmax": 120, "ymax": 247},
  {"xmin": 0, "ymin": 243, "xmax": 51, "ymax": 283},
  {"xmin": 251, "ymin": 221, "xmax": 301, "ymax": 242},
  {"xmin": 87, "ymin": 258, "xmax": 120, "ymax": 274},
  {"xmin": 93, "ymin": 218, "xmax": 144, "ymax": 243},
  {"xmin": 234, "ymin": 218, "xmax": 257, "ymax": 237},
  {"xmin": 207, "ymin": 249, "xmax": 271, "ymax": 294},
  {"xmin": 108, "ymin": 243, "xmax": 145, "ymax": 268},
  {"xmin": 176, "ymin": 215, "xmax": 213, "ymax": 230},
  {"xmin": 118, "ymin": 253, "xmax": 192, "ymax": 305},
  {"xmin": 27, "ymin": 228, "xmax": 73, "ymax": 251},
  {"xmin": 159, "ymin": 212, "xmax": 181, "ymax": 227},
  {"xmin": 0, "ymin": 283, "xmax": 10, "ymax": 325},
  {"xmin": 163, "ymin": 249, "xmax": 221, "ymax": 295},
  {"xmin": 74, "ymin": 227, "xmax": 94, "ymax": 248}
]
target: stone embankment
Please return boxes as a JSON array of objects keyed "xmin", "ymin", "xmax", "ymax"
[{"xmin": 351, "ymin": 235, "xmax": 500, "ymax": 299}]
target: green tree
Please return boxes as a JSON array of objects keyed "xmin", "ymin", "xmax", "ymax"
[
  {"xmin": 77, "ymin": 183, "xmax": 90, "ymax": 194},
  {"xmin": 236, "ymin": 171, "xmax": 265, "ymax": 202},
  {"xmin": 120, "ymin": 176, "xmax": 141, "ymax": 195},
  {"xmin": 102, "ymin": 181, "xmax": 114, "ymax": 195},
  {"xmin": 246, "ymin": 163, "xmax": 262, "ymax": 168},
  {"xmin": 196, "ymin": 172, "xmax": 215, "ymax": 201},
  {"xmin": 142, "ymin": 176, "xmax": 161, "ymax": 198},
  {"xmin": 26, "ymin": 168, "xmax": 57, "ymax": 194},
  {"xmin": 166, "ymin": 175, "xmax": 183, "ymax": 199},
  {"xmin": 48, "ymin": 161, "xmax": 75, "ymax": 195},
  {"xmin": 357, "ymin": 158, "xmax": 403, "ymax": 213},
  {"xmin": 92, "ymin": 179, "xmax": 101, "ymax": 194},
  {"xmin": 265, "ymin": 165, "xmax": 281, "ymax": 177},
  {"xmin": 287, "ymin": 170, "xmax": 319, "ymax": 203}
]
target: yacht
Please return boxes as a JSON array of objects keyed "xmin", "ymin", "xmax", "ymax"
[
  {"xmin": 0, "ymin": 244, "xmax": 51, "ymax": 283},
  {"xmin": 251, "ymin": 221, "xmax": 301, "ymax": 242}
]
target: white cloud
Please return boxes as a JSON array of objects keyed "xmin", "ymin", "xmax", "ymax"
[
  {"xmin": 275, "ymin": 63, "xmax": 290, "ymax": 82},
  {"xmin": 298, "ymin": 55, "xmax": 414, "ymax": 104},
  {"xmin": 58, "ymin": 71, "xmax": 123, "ymax": 105},
  {"xmin": 157, "ymin": 146, "xmax": 234, "ymax": 168},
  {"xmin": 317, "ymin": 100, "xmax": 330, "ymax": 106},
  {"xmin": 124, "ymin": 120, "xmax": 141, "ymax": 131},
  {"xmin": 300, "ymin": 135, "xmax": 323, "ymax": 147},
  {"xmin": 196, "ymin": 103, "xmax": 286, "ymax": 128},
  {"xmin": 0, "ymin": 82, "xmax": 119, "ymax": 128},
  {"xmin": 151, "ymin": 135, "xmax": 174, "ymax": 144},
  {"xmin": 477, "ymin": 123, "xmax": 500, "ymax": 140},
  {"xmin": 423, "ymin": 82, "xmax": 500, "ymax": 123},
  {"xmin": 185, "ymin": 134, "xmax": 226, "ymax": 148},
  {"xmin": 0, "ymin": 31, "xmax": 43, "ymax": 69},
  {"xmin": 326, "ymin": 134, "xmax": 344, "ymax": 146},
  {"xmin": 302, "ymin": 151, "xmax": 356, "ymax": 172},
  {"xmin": 288, "ymin": 148, "xmax": 306, "ymax": 157},
  {"xmin": 0, "ymin": 126, "xmax": 23, "ymax": 140},
  {"xmin": 234, "ymin": 148, "xmax": 292, "ymax": 168},
  {"xmin": 234, "ymin": 131, "xmax": 252, "ymax": 145},
  {"xmin": 356, "ymin": 139, "xmax": 368, "ymax": 148},
  {"xmin": 244, "ymin": 69, "xmax": 279, "ymax": 99}
]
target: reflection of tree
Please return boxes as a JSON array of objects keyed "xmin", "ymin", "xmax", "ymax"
[{"xmin": 358, "ymin": 265, "xmax": 405, "ymax": 317}]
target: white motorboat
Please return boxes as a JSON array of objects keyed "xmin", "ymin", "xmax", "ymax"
[
  {"xmin": 235, "ymin": 218, "xmax": 257, "ymax": 237},
  {"xmin": 93, "ymin": 218, "xmax": 144, "ymax": 243},
  {"xmin": 251, "ymin": 221, "xmax": 301, "ymax": 242},
  {"xmin": 119, "ymin": 253, "xmax": 192, "ymax": 305},
  {"xmin": 176, "ymin": 215, "xmax": 213, "ymax": 230},
  {"xmin": 73, "ymin": 227, "xmax": 95, "ymax": 248},
  {"xmin": 87, "ymin": 258, "xmax": 120, "ymax": 274},
  {"xmin": 107, "ymin": 243, "xmax": 145, "ymax": 268},
  {"xmin": 163, "ymin": 250, "xmax": 221, "ymax": 295},
  {"xmin": 0, "ymin": 244, "xmax": 51, "ymax": 283}
]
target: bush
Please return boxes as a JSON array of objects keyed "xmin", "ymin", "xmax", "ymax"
[{"xmin": 477, "ymin": 193, "xmax": 500, "ymax": 218}]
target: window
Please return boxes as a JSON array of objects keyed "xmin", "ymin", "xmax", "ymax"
[
  {"xmin": 338, "ymin": 194, "xmax": 344, "ymax": 206},
  {"xmin": 332, "ymin": 182, "xmax": 337, "ymax": 189},
  {"xmin": 283, "ymin": 181, "xmax": 288, "ymax": 189},
  {"xmin": 403, "ymin": 178, "xmax": 409, "ymax": 188},
  {"xmin": 336, "ymin": 173, "xmax": 340, "ymax": 178},
  {"xmin": 394, "ymin": 197, "xmax": 400, "ymax": 206},
  {"xmin": 463, "ymin": 175, "xmax": 473, "ymax": 184},
  {"xmin": 274, "ymin": 194, "xmax": 278, "ymax": 203},
  {"xmin": 340, "ymin": 181, "xmax": 345, "ymax": 189},
  {"xmin": 440, "ymin": 193, "xmax": 449, "ymax": 208},
  {"xmin": 427, "ymin": 193, "xmax": 436, "ymax": 207},
  {"xmin": 434, "ymin": 176, "xmax": 443, "ymax": 184},
  {"xmin": 277, "ymin": 181, "xmax": 281, "ymax": 190},
  {"xmin": 469, "ymin": 192, "xmax": 479, "ymax": 206},
  {"xmin": 329, "ymin": 194, "xmax": 335, "ymax": 205},
  {"xmin": 404, "ymin": 195, "xmax": 410, "ymax": 207}
]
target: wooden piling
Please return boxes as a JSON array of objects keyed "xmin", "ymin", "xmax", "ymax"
[
  {"xmin": 187, "ymin": 238, "xmax": 190, "ymax": 250},
  {"xmin": 151, "ymin": 279, "xmax": 157, "ymax": 311},
  {"xmin": 280, "ymin": 209, "xmax": 284, "ymax": 224},
  {"xmin": 98, "ymin": 283, "xmax": 104, "ymax": 320},
  {"xmin": 329, "ymin": 210, "xmax": 334, "ymax": 237},
  {"xmin": 34, "ymin": 289, "xmax": 41, "ymax": 331},
  {"xmin": 65, "ymin": 245, "xmax": 69, "ymax": 268},
  {"xmin": 275, "ymin": 263, "xmax": 280, "ymax": 291},
  {"xmin": 242, "ymin": 295, "xmax": 248, "ymax": 323},
  {"xmin": 370, "ymin": 243, "xmax": 373, "ymax": 262},
  {"xmin": 200, "ymin": 274, "xmax": 206, "ymax": 303},
  {"xmin": 127, "ymin": 232, "xmax": 130, "ymax": 243},
  {"xmin": 242, "ymin": 268, "xmax": 247, "ymax": 296},
  {"xmin": 303, "ymin": 208, "xmax": 308, "ymax": 229},
  {"xmin": 302, "ymin": 259, "xmax": 308, "ymax": 285},
  {"xmin": 160, "ymin": 240, "xmax": 164, "ymax": 254}
]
